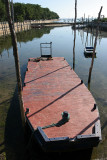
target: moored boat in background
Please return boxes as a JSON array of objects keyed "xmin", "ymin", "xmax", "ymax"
[{"xmin": 84, "ymin": 46, "xmax": 96, "ymax": 54}]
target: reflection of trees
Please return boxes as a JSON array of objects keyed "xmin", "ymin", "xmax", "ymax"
[
  {"xmin": 17, "ymin": 27, "xmax": 53, "ymax": 42},
  {"xmin": 0, "ymin": 27, "xmax": 53, "ymax": 55},
  {"xmin": 0, "ymin": 36, "xmax": 12, "ymax": 55}
]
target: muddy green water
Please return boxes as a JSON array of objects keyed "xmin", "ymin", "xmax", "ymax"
[{"xmin": 0, "ymin": 26, "xmax": 107, "ymax": 160}]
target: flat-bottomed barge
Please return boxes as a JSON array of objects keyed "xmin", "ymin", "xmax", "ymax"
[{"xmin": 23, "ymin": 57, "xmax": 101, "ymax": 152}]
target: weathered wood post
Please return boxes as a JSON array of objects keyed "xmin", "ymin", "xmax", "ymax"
[
  {"xmin": 74, "ymin": 0, "xmax": 77, "ymax": 27},
  {"xmin": 5, "ymin": 0, "xmax": 25, "ymax": 127},
  {"xmin": 88, "ymin": 6, "xmax": 103, "ymax": 84},
  {"xmin": 73, "ymin": 30, "xmax": 76, "ymax": 70},
  {"xmin": 73, "ymin": 0, "xmax": 77, "ymax": 70},
  {"xmin": 11, "ymin": 0, "xmax": 14, "ymax": 29}
]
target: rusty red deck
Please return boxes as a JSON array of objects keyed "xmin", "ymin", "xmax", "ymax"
[{"xmin": 23, "ymin": 57, "xmax": 101, "ymax": 141}]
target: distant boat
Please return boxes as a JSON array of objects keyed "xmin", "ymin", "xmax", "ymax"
[
  {"xmin": 84, "ymin": 47, "xmax": 96, "ymax": 54},
  {"xmin": 72, "ymin": 24, "xmax": 87, "ymax": 29},
  {"xmin": 31, "ymin": 24, "xmax": 42, "ymax": 29}
]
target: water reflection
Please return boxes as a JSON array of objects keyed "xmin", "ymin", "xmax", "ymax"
[
  {"xmin": 0, "ymin": 26, "xmax": 107, "ymax": 159},
  {"xmin": 88, "ymin": 26, "xmax": 100, "ymax": 88},
  {"xmin": 84, "ymin": 52, "xmax": 97, "ymax": 58},
  {"xmin": 0, "ymin": 27, "xmax": 53, "ymax": 54},
  {"xmin": 75, "ymin": 27, "xmax": 102, "ymax": 90},
  {"xmin": 73, "ymin": 28, "xmax": 76, "ymax": 70}
]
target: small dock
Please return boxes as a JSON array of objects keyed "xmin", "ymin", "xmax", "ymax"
[{"xmin": 23, "ymin": 57, "xmax": 101, "ymax": 151}]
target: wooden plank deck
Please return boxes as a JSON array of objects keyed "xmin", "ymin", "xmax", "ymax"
[{"xmin": 23, "ymin": 57, "xmax": 100, "ymax": 139}]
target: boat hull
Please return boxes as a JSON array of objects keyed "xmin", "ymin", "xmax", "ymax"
[
  {"xmin": 23, "ymin": 57, "xmax": 101, "ymax": 152},
  {"xmin": 26, "ymin": 117, "xmax": 101, "ymax": 152}
]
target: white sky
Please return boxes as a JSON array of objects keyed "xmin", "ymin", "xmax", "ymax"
[{"xmin": 13, "ymin": 0, "xmax": 107, "ymax": 18}]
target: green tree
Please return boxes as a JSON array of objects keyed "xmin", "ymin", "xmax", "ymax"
[
  {"xmin": 0, "ymin": 2, "xmax": 59, "ymax": 22},
  {"xmin": 0, "ymin": 0, "xmax": 6, "ymax": 21},
  {"xmin": 14, "ymin": 3, "xmax": 25, "ymax": 21}
]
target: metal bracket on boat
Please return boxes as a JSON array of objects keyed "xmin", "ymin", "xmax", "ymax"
[
  {"xmin": 91, "ymin": 104, "xmax": 97, "ymax": 111},
  {"xmin": 76, "ymin": 119, "xmax": 102, "ymax": 141},
  {"xmin": 81, "ymin": 80, "xmax": 83, "ymax": 84},
  {"xmin": 25, "ymin": 108, "xmax": 29, "ymax": 115},
  {"xmin": 36, "ymin": 126, "xmax": 69, "ymax": 143}
]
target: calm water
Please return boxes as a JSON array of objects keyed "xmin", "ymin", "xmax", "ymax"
[{"xmin": 0, "ymin": 26, "xmax": 107, "ymax": 160}]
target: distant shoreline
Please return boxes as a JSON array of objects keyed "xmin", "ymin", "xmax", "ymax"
[{"xmin": 0, "ymin": 19, "xmax": 60, "ymax": 37}]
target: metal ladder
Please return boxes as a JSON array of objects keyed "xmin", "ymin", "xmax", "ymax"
[{"xmin": 40, "ymin": 42, "xmax": 52, "ymax": 58}]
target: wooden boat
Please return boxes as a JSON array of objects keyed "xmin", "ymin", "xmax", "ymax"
[
  {"xmin": 84, "ymin": 47, "xmax": 96, "ymax": 54},
  {"xmin": 31, "ymin": 24, "xmax": 42, "ymax": 29},
  {"xmin": 22, "ymin": 43, "xmax": 101, "ymax": 152}
]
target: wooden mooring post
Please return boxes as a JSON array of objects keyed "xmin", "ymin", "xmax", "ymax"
[
  {"xmin": 73, "ymin": 0, "xmax": 77, "ymax": 70},
  {"xmin": 74, "ymin": 0, "xmax": 77, "ymax": 27},
  {"xmin": 5, "ymin": 0, "xmax": 25, "ymax": 127}
]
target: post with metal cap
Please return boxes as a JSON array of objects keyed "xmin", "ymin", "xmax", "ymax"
[{"xmin": 5, "ymin": 0, "xmax": 25, "ymax": 127}]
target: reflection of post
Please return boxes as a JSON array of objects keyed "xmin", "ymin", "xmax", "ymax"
[
  {"xmin": 0, "ymin": 53, "xmax": 2, "ymax": 58},
  {"xmin": 88, "ymin": 6, "xmax": 103, "ymax": 85},
  {"xmin": 7, "ymin": 49, "xmax": 9, "ymax": 58},
  {"xmin": 73, "ymin": 29, "xmax": 76, "ymax": 70},
  {"xmin": 85, "ymin": 28, "xmax": 89, "ymax": 47},
  {"xmin": 5, "ymin": 0, "xmax": 25, "ymax": 127},
  {"xmin": 73, "ymin": 0, "xmax": 77, "ymax": 70},
  {"xmin": 80, "ymin": 30, "xmax": 84, "ymax": 44}
]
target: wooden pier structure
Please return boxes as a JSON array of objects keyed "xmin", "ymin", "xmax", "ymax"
[
  {"xmin": 0, "ymin": 21, "xmax": 31, "ymax": 36},
  {"xmin": 0, "ymin": 19, "xmax": 58, "ymax": 37}
]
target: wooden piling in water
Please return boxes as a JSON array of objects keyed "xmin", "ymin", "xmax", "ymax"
[
  {"xmin": 74, "ymin": 0, "xmax": 77, "ymax": 28},
  {"xmin": 5, "ymin": 0, "xmax": 25, "ymax": 127},
  {"xmin": 73, "ymin": 0, "xmax": 77, "ymax": 70}
]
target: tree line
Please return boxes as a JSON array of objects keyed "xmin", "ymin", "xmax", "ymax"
[
  {"xmin": 0, "ymin": 1, "xmax": 59, "ymax": 22},
  {"xmin": 93, "ymin": 18, "xmax": 107, "ymax": 22}
]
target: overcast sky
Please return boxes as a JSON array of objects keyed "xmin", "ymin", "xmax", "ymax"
[{"xmin": 13, "ymin": 0, "xmax": 107, "ymax": 19}]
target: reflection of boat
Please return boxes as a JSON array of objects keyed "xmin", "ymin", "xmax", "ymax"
[
  {"xmin": 23, "ymin": 43, "xmax": 101, "ymax": 152},
  {"xmin": 84, "ymin": 52, "xmax": 97, "ymax": 58},
  {"xmin": 72, "ymin": 24, "xmax": 87, "ymax": 29},
  {"xmin": 84, "ymin": 47, "xmax": 96, "ymax": 54}
]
